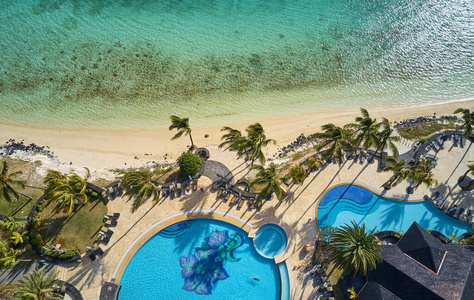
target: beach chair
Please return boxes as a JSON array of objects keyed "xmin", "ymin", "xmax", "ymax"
[
  {"xmin": 192, "ymin": 179, "xmax": 198, "ymax": 192},
  {"xmin": 237, "ymin": 197, "xmax": 245, "ymax": 209},
  {"xmin": 224, "ymin": 191, "xmax": 232, "ymax": 202},
  {"xmin": 228, "ymin": 193, "xmax": 236, "ymax": 205},
  {"xmin": 175, "ymin": 183, "xmax": 182, "ymax": 197},
  {"xmin": 105, "ymin": 219, "xmax": 117, "ymax": 227},
  {"xmin": 184, "ymin": 183, "xmax": 191, "ymax": 194},
  {"xmin": 93, "ymin": 243, "xmax": 104, "ymax": 255},
  {"xmin": 229, "ymin": 193, "xmax": 238, "ymax": 203}
]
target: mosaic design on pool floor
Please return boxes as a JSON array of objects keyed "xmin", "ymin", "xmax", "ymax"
[{"xmin": 179, "ymin": 230, "xmax": 245, "ymax": 295}]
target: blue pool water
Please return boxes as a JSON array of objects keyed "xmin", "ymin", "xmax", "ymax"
[
  {"xmin": 254, "ymin": 224, "xmax": 288, "ymax": 259},
  {"xmin": 317, "ymin": 184, "xmax": 471, "ymax": 238},
  {"xmin": 119, "ymin": 219, "xmax": 282, "ymax": 300}
]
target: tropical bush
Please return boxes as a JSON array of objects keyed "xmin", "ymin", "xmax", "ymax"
[{"xmin": 178, "ymin": 152, "xmax": 203, "ymax": 176}]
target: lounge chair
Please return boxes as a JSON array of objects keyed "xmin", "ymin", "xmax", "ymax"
[
  {"xmin": 229, "ymin": 194, "xmax": 237, "ymax": 203},
  {"xmin": 113, "ymin": 185, "xmax": 121, "ymax": 197},
  {"xmin": 175, "ymin": 183, "xmax": 182, "ymax": 197},
  {"xmin": 230, "ymin": 193, "xmax": 239, "ymax": 205},
  {"xmin": 224, "ymin": 191, "xmax": 232, "ymax": 202},
  {"xmin": 217, "ymin": 188, "xmax": 225, "ymax": 199},
  {"xmin": 192, "ymin": 179, "xmax": 198, "ymax": 192},
  {"xmin": 237, "ymin": 197, "xmax": 245, "ymax": 209},
  {"xmin": 105, "ymin": 219, "xmax": 117, "ymax": 227},
  {"xmin": 93, "ymin": 243, "xmax": 104, "ymax": 255},
  {"xmin": 89, "ymin": 252, "xmax": 96, "ymax": 261},
  {"xmin": 184, "ymin": 183, "xmax": 191, "ymax": 194}
]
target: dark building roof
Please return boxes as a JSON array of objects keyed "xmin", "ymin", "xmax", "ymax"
[
  {"xmin": 397, "ymin": 222, "xmax": 446, "ymax": 273},
  {"xmin": 356, "ymin": 282, "xmax": 401, "ymax": 300},
  {"xmin": 357, "ymin": 222, "xmax": 474, "ymax": 300}
]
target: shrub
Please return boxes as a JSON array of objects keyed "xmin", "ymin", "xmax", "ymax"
[
  {"xmin": 45, "ymin": 248, "xmax": 80, "ymax": 259},
  {"xmin": 29, "ymin": 230, "xmax": 44, "ymax": 249},
  {"xmin": 178, "ymin": 152, "xmax": 203, "ymax": 176}
]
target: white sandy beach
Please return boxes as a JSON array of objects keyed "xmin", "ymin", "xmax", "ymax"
[{"xmin": 0, "ymin": 99, "xmax": 472, "ymax": 173}]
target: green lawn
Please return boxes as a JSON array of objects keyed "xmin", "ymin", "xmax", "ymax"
[
  {"xmin": 397, "ymin": 120, "xmax": 459, "ymax": 140},
  {"xmin": 0, "ymin": 157, "xmax": 45, "ymax": 219},
  {"xmin": 38, "ymin": 197, "xmax": 107, "ymax": 252},
  {"xmin": 0, "ymin": 188, "xmax": 43, "ymax": 219}
]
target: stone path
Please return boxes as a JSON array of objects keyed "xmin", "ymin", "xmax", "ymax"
[{"xmin": 201, "ymin": 159, "xmax": 235, "ymax": 185}]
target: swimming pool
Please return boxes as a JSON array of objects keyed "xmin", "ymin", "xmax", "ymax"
[
  {"xmin": 316, "ymin": 184, "xmax": 471, "ymax": 238},
  {"xmin": 254, "ymin": 224, "xmax": 288, "ymax": 259},
  {"xmin": 118, "ymin": 219, "xmax": 284, "ymax": 299}
]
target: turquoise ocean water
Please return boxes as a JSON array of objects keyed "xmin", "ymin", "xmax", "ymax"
[{"xmin": 0, "ymin": 0, "xmax": 473, "ymax": 129}]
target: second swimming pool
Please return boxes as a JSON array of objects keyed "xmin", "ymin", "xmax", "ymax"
[{"xmin": 317, "ymin": 184, "xmax": 471, "ymax": 238}]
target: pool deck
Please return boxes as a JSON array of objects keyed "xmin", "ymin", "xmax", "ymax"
[{"xmin": 54, "ymin": 139, "xmax": 473, "ymax": 300}]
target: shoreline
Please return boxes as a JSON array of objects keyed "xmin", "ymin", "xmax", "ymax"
[{"xmin": 0, "ymin": 99, "xmax": 472, "ymax": 172}]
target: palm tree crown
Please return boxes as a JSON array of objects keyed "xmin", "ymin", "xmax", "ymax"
[
  {"xmin": 345, "ymin": 108, "xmax": 381, "ymax": 149},
  {"xmin": 12, "ymin": 268, "xmax": 60, "ymax": 300},
  {"xmin": 122, "ymin": 169, "xmax": 160, "ymax": 213},
  {"xmin": 250, "ymin": 163, "xmax": 285, "ymax": 202},
  {"xmin": 169, "ymin": 115, "xmax": 194, "ymax": 149},
  {"xmin": 377, "ymin": 118, "xmax": 400, "ymax": 158},
  {"xmin": 381, "ymin": 157, "xmax": 407, "ymax": 188},
  {"xmin": 0, "ymin": 160, "xmax": 26, "ymax": 203},
  {"xmin": 44, "ymin": 168, "xmax": 89, "ymax": 216},
  {"xmin": 219, "ymin": 123, "xmax": 275, "ymax": 165},
  {"xmin": 314, "ymin": 123, "xmax": 354, "ymax": 165},
  {"xmin": 329, "ymin": 221, "xmax": 383, "ymax": 276},
  {"xmin": 284, "ymin": 165, "xmax": 307, "ymax": 185},
  {"xmin": 454, "ymin": 108, "xmax": 474, "ymax": 138}
]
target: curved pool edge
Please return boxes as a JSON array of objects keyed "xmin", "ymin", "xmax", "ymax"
[{"xmin": 112, "ymin": 210, "xmax": 253, "ymax": 284}]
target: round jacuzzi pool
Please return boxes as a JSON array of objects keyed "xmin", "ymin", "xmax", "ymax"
[{"xmin": 254, "ymin": 224, "xmax": 288, "ymax": 259}]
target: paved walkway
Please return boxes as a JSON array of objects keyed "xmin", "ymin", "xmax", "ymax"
[{"xmin": 201, "ymin": 159, "xmax": 235, "ymax": 184}]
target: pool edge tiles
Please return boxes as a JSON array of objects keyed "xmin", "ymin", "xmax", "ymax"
[
  {"xmin": 117, "ymin": 218, "xmax": 283, "ymax": 300},
  {"xmin": 315, "ymin": 183, "xmax": 471, "ymax": 239}
]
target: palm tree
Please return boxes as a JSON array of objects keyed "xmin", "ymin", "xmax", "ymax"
[
  {"xmin": 0, "ymin": 160, "xmax": 26, "ymax": 203},
  {"xmin": 0, "ymin": 248, "xmax": 19, "ymax": 268},
  {"xmin": 329, "ymin": 221, "xmax": 383, "ymax": 276},
  {"xmin": 219, "ymin": 123, "xmax": 275, "ymax": 165},
  {"xmin": 122, "ymin": 169, "xmax": 160, "ymax": 213},
  {"xmin": 381, "ymin": 157, "xmax": 407, "ymax": 188},
  {"xmin": 376, "ymin": 119, "xmax": 400, "ymax": 158},
  {"xmin": 219, "ymin": 126, "xmax": 246, "ymax": 159},
  {"xmin": 1, "ymin": 216, "xmax": 17, "ymax": 231},
  {"xmin": 244, "ymin": 123, "xmax": 276, "ymax": 165},
  {"xmin": 250, "ymin": 163, "xmax": 286, "ymax": 202},
  {"xmin": 306, "ymin": 157, "xmax": 323, "ymax": 172},
  {"xmin": 284, "ymin": 165, "xmax": 307, "ymax": 186},
  {"xmin": 12, "ymin": 267, "xmax": 61, "ymax": 300},
  {"xmin": 10, "ymin": 231, "xmax": 27, "ymax": 246},
  {"xmin": 345, "ymin": 108, "xmax": 381, "ymax": 149},
  {"xmin": 314, "ymin": 123, "xmax": 354, "ymax": 165},
  {"xmin": 44, "ymin": 169, "xmax": 89, "ymax": 216},
  {"xmin": 169, "ymin": 115, "xmax": 195, "ymax": 149},
  {"xmin": 454, "ymin": 108, "xmax": 474, "ymax": 138},
  {"xmin": 406, "ymin": 158, "xmax": 438, "ymax": 191},
  {"xmin": 460, "ymin": 162, "xmax": 474, "ymax": 181}
]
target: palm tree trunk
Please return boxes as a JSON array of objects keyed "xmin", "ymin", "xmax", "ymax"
[{"xmin": 189, "ymin": 133, "xmax": 195, "ymax": 149}]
